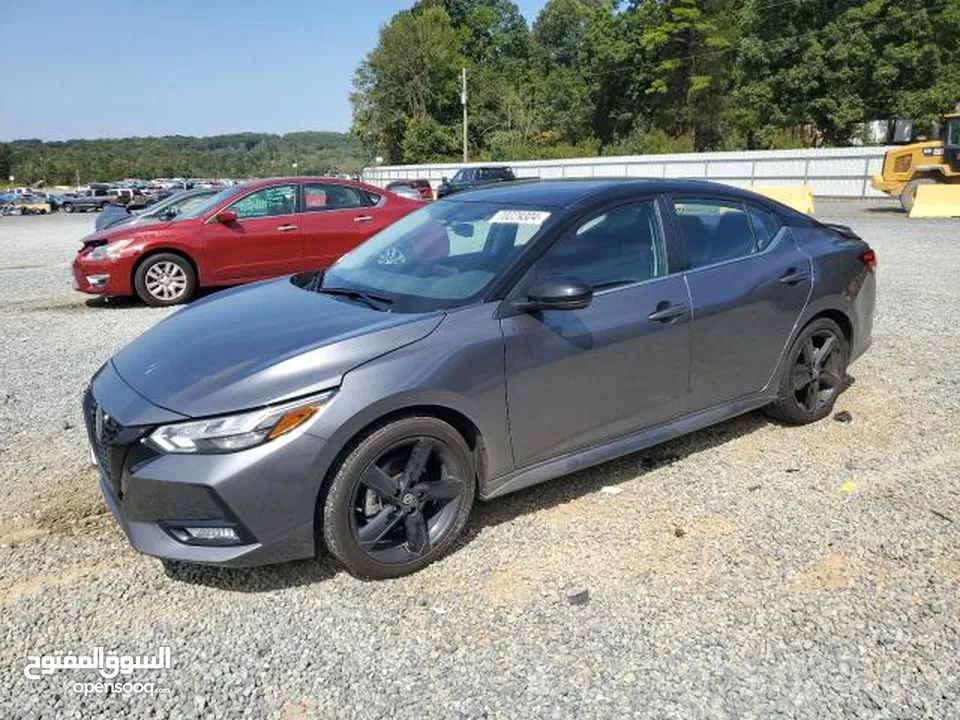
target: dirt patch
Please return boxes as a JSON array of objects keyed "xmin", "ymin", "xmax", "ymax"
[
  {"xmin": 9, "ymin": 297, "xmax": 92, "ymax": 313},
  {"xmin": 790, "ymin": 553, "xmax": 852, "ymax": 592},
  {"xmin": 0, "ymin": 558, "xmax": 124, "ymax": 605},
  {"xmin": 0, "ymin": 466, "xmax": 107, "ymax": 546}
]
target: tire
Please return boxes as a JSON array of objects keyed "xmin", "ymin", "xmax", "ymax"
[
  {"xmin": 133, "ymin": 253, "xmax": 196, "ymax": 306},
  {"xmin": 98, "ymin": 202, "xmax": 108, "ymax": 211},
  {"xmin": 322, "ymin": 416, "xmax": 476, "ymax": 579},
  {"xmin": 899, "ymin": 177, "xmax": 938, "ymax": 213},
  {"xmin": 765, "ymin": 317, "xmax": 849, "ymax": 425}
]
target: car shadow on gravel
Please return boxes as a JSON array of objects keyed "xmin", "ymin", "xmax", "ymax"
[
  {"xmin": 162, "ymin": 555, "xmax": 340, "ymax": 591},
  {"xmin": 83, "ymin": 287, "xmax": 223, "ymax": 310},
  {"xmin": 163, "ymin": 410, "xmax": 772, "ymax": 592},
  {"xmin": 459, "ymin": 410, "xmax": 773, "ymax": 547}
]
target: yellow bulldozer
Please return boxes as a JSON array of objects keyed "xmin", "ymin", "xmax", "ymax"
[{"xmin": 871, "ymin": 112, "xmax": 960, "ymax": 212}]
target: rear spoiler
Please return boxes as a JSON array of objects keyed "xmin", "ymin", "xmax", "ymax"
[{"xmin": 817, "ymin": 222, "xmax": 861, "ymax": 240}]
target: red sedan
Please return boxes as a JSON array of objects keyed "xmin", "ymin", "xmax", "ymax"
[{"xmin": 72, "ymin": 178, "xmax": 424, "ymax": 306}]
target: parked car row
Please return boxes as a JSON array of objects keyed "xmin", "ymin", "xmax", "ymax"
[
  {"xmin": 382, "ymin": 166, "xmax": 526, "ymax": 202},
  {"xmin": 3, "ymin": 177, "xmax": 244, "ymax": 217},
  {"xmin": 0, "ymin": 192, "xmax": 53, "ymax": 215}
]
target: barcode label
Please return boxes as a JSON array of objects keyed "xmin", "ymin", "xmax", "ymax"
[{"xmin": 489, "ymin": 210, "xmax": 551, "ymax": 225}]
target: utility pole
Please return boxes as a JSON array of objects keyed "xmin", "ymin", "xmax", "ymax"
[{"xmin": 461, "ymin": 67, "xmax": 468, "ymax": 163}]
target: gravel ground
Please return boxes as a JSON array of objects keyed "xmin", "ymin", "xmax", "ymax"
[{"xmin": 0, "ymin": 204, "xmax": 958, "ymax": 719}]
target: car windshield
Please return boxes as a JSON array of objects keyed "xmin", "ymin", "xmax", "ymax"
[
  {"xmin": 319, "ymin": 200, "xmax": 551, "ymax": 313},
  {"xmin": 173, "ymin": 185, "xmax": 242, "ymax": 221},
  {"xmin": 143, "ymin": 191, "xmax": 216, "ymax": 218}
]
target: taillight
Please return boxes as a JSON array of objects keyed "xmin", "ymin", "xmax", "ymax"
[{"xmin": 861, "ymin": 249, "xmax": 877, "ymax": 271}]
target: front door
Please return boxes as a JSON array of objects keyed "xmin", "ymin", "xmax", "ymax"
[
  {"xmin": 668, "ymin": 196, "xmax": 811, "ymax": 408},
  {"xmin": 202, "ymin": 183, "xmax": 302, "ymax": 283},
  {"xmin": 502, "ymin": 198, "xmax": 692, "ymax": 469}
]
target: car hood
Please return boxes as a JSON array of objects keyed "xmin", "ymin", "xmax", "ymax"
[
  {"xmin": 111, "ymin": 277, "xmax": 444, "ymax": 418},
  {"xmin": 80, "ymin": 219, "xmax": 174, "ymax": 248}
]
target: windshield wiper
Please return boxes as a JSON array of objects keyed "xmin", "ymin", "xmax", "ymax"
[{"xmin": 316, "ymin": 286, "xmax": 394, "ymax": 311}]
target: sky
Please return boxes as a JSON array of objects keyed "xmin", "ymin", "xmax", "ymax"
[{"xmin": 0, "ymin": 0, "xmax": 549, "ymax": 142}]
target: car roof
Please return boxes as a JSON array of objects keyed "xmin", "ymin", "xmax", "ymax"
[
  {"xmin": 443, "ymin": 178, "xmax": 798, "ymax": 210},
  {"xmin": 239, "ymin": 176, "xmax": 372, "ymax": 191},
  {"xmin": 441, "ymin": 178, "xmax": 808, "ymax": 210}
]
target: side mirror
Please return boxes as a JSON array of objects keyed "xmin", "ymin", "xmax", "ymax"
[
  {"xmin": 441, "ymin": 176, "xmax": 448, "ymax": 184},
  {"xmin": 515, "ymin": 277, "xmax": 593, "ymax": 312},
  {"xmin": 215, "ymin": 209, "xmax": 237, "ymax": 224}
]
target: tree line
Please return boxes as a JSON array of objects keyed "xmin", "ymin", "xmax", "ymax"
[
  {"xmin": 0, "ymin": 132, "xmax": 365, "ymax": 186},
  {"xmin": 351, "ymin": 0, "xmax": 960, "ymax": 164}
]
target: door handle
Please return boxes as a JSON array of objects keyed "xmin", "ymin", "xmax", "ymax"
[
  {"xmin": 779, "ymin": 268, "xmax": 809, "ymax": 285},
  {"xmin": 647, "ymin": 302, "xmax": 687, "ymax": 323},
  {"xmin": 353, "ymin": 215, "xmax": 373, "ymax": 223},
  {"xmin": 277, "ymin": 224, "xmax": 298, "ymax": 232}
]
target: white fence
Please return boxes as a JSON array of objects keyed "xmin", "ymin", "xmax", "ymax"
[{"xmin": 363, "ymin": 147, "xmax": 892, "ymax": 198}]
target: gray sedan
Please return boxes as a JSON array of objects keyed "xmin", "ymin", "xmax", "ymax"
[{"xmin": 83, "ymin": 179, "xmax": 876, "ymax": 578}]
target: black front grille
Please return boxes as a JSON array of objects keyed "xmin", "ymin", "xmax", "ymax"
[{"xmin": 83, "ymin": 389, "xmax": 142, "ymax": 499}]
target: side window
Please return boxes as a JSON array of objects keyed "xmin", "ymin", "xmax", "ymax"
[
  {"xmin": 746, "ymin": 204, "xmax": 781, "ymax": 251},
  {"xmin": 535, "ymin": 200, "xmax": 666, "ymax": 290},
  {"xmin": 229, "ymin": 185, "xmax": 296, "ymax": 219},
  {"xmin": 672, "ymin": 199, "xmax": 755, "ymax": 268},
  {"xmin": 302, "ymin": 184, "xmax": 365, "ymax": 212}
]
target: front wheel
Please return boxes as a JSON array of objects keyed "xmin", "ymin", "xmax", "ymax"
[
  {"xmin": 322, "ymin": 416, "xmax": 475, "ymax": 579},
  {"xmin": 900, "ymin": 177, "xmax": 938, "ymax": 213},
  {"xmin": 766, "ymin": 318, "xmax": 849, "ymax": 425},
  {"xmin": 134, "ymin": 253, "xmax": 196, "ymax": 306}
]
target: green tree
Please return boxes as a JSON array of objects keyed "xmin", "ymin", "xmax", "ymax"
[
  {"xmin": 350, "ymin": 6, "xmax": 465, "ymax": 163},
  {"xmin": 638, "ymin": 0, "xmax": 735, "ymax": 151}
]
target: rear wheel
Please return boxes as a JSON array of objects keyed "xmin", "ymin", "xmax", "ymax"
[
  {"xmin": 134, "ymin": 253, "xmax": 196, "ymax": 306},
  {"xmin": 322, "ymin": 416, "xmax": 475, "ymax": 579},
  {"xmin": 766, "ymin": 318, "xmax": 849, "ymax": 425},
  {"xmin": 900, "ymin": 177, "xmax": 938, "ymax": 213}
]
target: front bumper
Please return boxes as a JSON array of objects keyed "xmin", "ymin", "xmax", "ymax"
[
  {"xmin": 85, "ymin": 362, "xmax": 327, "ymax": 567},
  {"xmin": 72, "ymin": 253, "xmax": 134, "ymax": 296}
]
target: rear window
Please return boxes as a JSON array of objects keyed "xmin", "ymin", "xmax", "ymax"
[
  {"xmin": 746, "ymin": 205, "xmax": 781, "ymax": 250},
  {"xmin": 673, "ymin": 199, "xmax": 757, "ymax": 268}
]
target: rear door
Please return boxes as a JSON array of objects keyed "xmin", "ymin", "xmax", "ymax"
[
  {"xmin": 299, "ymin": 183, "xmax": 399, "ymax": 268},
  {"xmin": 667, "ymin": 196, "xmax": 811, "ymax": 408},
  {"xmin": 201, "ymin": 183, "xmax": 302, "ymax": 283}
]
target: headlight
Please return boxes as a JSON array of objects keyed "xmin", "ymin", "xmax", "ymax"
[
  {"xmin": 145, "ymin": 390, "xmax": 335, "ymax": 454},
  {"xmin": 88, "ymin": 239, "xmax": 134, "ymax": 260}
]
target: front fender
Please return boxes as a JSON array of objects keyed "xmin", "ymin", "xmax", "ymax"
[{"xmin": 305, "ymin": 304, "xmax": 511, "ymax": 499}]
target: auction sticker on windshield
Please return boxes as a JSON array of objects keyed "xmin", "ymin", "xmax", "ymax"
[{"xmin": 489, "ymin": 209, "xmax": 551, "ymax": 225}]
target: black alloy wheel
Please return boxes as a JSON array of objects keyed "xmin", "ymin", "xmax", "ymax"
[
  {"xmin": 767, "ymin": 317, "xmax": 849, "ymax": 424},
  {"xmin": 322, "ymin": 416, "xmax": 475, "ymax": 578}
]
